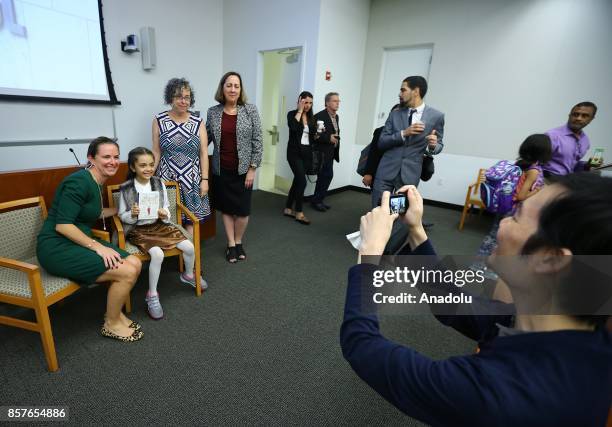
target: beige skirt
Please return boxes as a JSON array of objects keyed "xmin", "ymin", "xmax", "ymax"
[{"xmin": 127, "ymin": 221, "xmax": 188, "ymax": 253}]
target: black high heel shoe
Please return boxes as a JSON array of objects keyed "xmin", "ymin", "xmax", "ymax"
[
  {"xmin": 226, "ymin": 246, "xmax": 238, "ymax": 263},
  {"xmin": 235, "ymin": 243, "xmax": 246, "ymax": 260}
]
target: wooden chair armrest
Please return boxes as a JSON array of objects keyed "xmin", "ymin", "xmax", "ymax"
[
  {"xmin": 176, "ymin": 202, "xmax": 200, "ymax": 246},
  {"xmin": 111, "ymin": 216, "xmax": 126, "ymax": 248},
  {"xmin": 176, "ymin": 202, "xmax": 198, "ymax": 225},
  {"xmin": 0, "ymin": 257, "xmax": 44, "ymax": 298},
  {"xmin": 0, "ymin": 256, "xmax": 39, "ymax": 273},
  {"xmin": 92, "ymin": 229, "xmax": 110, "ymax": 242}
]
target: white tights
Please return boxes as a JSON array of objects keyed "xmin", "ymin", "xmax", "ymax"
[{"xmin": 147, "ymin": 240, "xmax": 195, "ymax": 294}]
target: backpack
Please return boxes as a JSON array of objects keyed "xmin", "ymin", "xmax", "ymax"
[{"xmin": 480, "ymin": 160, "xmax": 523, "ymax": 214}]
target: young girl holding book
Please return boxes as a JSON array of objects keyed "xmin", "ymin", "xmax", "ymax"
[{"xmin": 118, "ymin": 147, "xmax": 207, "ymax": 319}]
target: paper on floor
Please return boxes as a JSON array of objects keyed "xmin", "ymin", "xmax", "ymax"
[{"xmin": 346, "ymin": 231, "xmax": 361, "ymax": 250}]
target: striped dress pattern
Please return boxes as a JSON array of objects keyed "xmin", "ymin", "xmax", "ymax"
[{"xmin": 155, "ymin": 111, "xmax": 211, "ymax": 221}]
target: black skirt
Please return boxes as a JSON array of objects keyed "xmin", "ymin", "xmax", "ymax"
[{"xmin": 212, "ymin": 168, "xmax": 252, "ymax": 216}]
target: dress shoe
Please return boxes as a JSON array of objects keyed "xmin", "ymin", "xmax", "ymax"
[
  {"xmin": 322, "ymin": 202, "xmax": 331, "ymax": 210},
  {"xmin": 311, "ymin": 202, "xmax": 327, "ymax": 212}
]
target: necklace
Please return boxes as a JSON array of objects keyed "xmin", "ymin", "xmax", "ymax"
[{"xmin": 88, "ymin": 168, "xmax": 106, "ymax": 231}]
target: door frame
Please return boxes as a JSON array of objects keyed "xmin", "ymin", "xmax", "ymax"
[
  {"xmin": 372, "ymin": 43, "xmax": 434, "ymax": 130},
  {"xmin": 254, "ymin": 45, "xmax": 306, "ymax": 191}
]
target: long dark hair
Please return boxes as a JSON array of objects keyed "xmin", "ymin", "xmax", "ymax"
[
  {"xmin": 126, "ymin": 147, "xmax": 155, "ymax": 181},
  {"xmin": 515, "ymin": 134, "xmax": 552, "ymax": 170},
  {"xmin": 298, "ymin": 90, "xmax": 314, "ymax": 122}
]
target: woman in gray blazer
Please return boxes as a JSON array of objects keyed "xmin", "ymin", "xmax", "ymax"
[{"xmin": 206, "ymin": 71, "xmax": 263, "ymax": 263}]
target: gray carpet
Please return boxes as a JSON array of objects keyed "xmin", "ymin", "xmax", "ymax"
[{"xmin": 0, "ymin": 190, "xmax": 493, "ymax": 426}]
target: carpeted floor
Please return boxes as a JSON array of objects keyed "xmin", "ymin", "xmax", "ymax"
[{"xmin": 0, "ymin": 190, "xmax": 493, "ymax": 426}]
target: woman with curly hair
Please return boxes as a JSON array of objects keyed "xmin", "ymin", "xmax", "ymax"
[{"xmin": 152, "ymin": 78, "xmax": 211, "ymax": 237}]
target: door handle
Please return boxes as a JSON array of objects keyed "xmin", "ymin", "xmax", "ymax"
[{"xmin": 267, "ymin": 125, "xmax": 279, "ymax": 145}]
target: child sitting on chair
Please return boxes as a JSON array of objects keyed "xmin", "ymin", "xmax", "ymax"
[
  {"xmin": 118, "ymin": 147, "xmax": 207, "ymax": 320},
  {"xmin": 472, "ymin": 134, "xmax": 552, "ymax": 280}
]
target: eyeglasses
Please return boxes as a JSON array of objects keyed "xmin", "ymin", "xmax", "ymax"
[{"xmin": 174, "ymin": 96, "xmax": 192, "ymax": 102}]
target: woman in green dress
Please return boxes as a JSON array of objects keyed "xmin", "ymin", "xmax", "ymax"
[{"xmin": 37, "ymin": 137, "xmax": 144, "ymax": 342}]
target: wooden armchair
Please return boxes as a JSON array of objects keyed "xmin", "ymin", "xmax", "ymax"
[
  {"xmin": 0, "ymin": 197, "xmax": 125, "ymax": 372},
  {"xmin": 458, "ymin": 168, "xmax": 487, "ymax": 230},
  {"xmin": 107, "ymin": 181, "xmax": 203, "ymax": 296}
]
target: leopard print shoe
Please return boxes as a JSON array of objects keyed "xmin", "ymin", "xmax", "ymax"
[
  {"xmin": 101, "ymin": 326, "xmax": 144, "ymax": 342},
  {"xmin": 103, "ymin": 315, "xmax": 141, "ymax": 331},
  {"xmin": 129, "ymin": 321, "xmax": 142, "ymax": 331}
]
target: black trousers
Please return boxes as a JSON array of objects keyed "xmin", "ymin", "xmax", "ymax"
[
  {"xmin": 312, "ymin": 152, "xmax": 334, "ymax": 204},
  {"xmin": 286, "ymin": 149, "xmax": 308, "ymax": 212}
]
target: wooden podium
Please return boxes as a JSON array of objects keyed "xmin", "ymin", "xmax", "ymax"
[{"xmin": 0, "ymin": 163, "xmax": 216, "ymax": 239}]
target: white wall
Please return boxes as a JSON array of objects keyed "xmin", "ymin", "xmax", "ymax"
[
  {"xmin": 312, "ymin": 0, "xmax": 370, "ymax": 194},
  {"xmin": 0, "ymin": 0, "xmax": 223, "ymax": 171},
  {"xmin": 354, "ymin": 0, "xmax": 612, "ymax": 204},
  {"xmin": 222, "ymin": 0, "xmax": 321, "ymax": 108}
]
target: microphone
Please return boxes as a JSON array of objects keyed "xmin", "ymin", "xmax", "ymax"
[{"xmin": 68, "ymin": 148, "xmax": 83, "ymax": 166}]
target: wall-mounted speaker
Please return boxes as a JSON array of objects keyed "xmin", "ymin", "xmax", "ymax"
[{"xmin": 140, "ymin": 27, "xmax": 156, "ymax": 71}]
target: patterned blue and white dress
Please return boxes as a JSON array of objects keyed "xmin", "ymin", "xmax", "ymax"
[{"xmin": 155, "ymin": 111, "xmax": 211, "ymax": 222}]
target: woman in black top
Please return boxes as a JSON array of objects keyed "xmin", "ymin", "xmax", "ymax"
[{"xmin": 283, "ymin": 91, "xmax": 315, "ymax": 225}]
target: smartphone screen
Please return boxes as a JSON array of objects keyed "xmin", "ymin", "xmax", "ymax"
[{"xmin": 389, "ymin": 194, "xmax": 408, "ymax": 215}]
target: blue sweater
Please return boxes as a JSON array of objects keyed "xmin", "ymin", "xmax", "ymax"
[{"xmin": 340, "ymin": 240, "xmax": 612, "ymax": 426}]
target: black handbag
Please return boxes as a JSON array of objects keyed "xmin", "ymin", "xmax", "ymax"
[
  {"xmin": 421, "ymin": 154, "xmax": 435, "ymax": 181},
  {"xmin": 305, "ymin": 146, "xmax": 324, "ymax": 175}
]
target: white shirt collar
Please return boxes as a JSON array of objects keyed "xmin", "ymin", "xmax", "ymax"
[
  {"xmin": 134, "ymin": 179, "xmax": 152, "ymax": 191},
  {"xmin": 411, "ymin": 102, "xmax": 425, "ymax": 113}
]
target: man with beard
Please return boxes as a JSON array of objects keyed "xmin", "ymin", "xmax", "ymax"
[
  {"xmin": 543, "ymin": 102, "xmax": 602, "ymax": 178},
  {"xmin": 374, "ymin": 76, "xmax": 444, "ymax": 252},
  {"xmin": 373, "ymin": 76, "xmax": 445, "ymax": 210}
]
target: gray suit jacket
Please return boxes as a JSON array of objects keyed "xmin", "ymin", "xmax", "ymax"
[
  {"xmin": 377, "ymin": 105, "xmax": 445, "ymax": 185},
  {"xmin": 206, "ymin": 103, "xmax": 263, "ymax": 175}
]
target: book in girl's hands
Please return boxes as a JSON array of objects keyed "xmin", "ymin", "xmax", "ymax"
[{"xmin": 138, "ymin": 191, "xmax": 159, "ymax": 220}]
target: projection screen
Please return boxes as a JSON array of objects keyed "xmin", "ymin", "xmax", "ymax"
[{"xmin": 0, "ymin": 0, "xmax": 118, "ymax": 104}]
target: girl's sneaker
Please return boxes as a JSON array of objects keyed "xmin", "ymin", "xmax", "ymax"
[
  {"xmin": 145, "ymin": 292, "xmax": 164, "ymax": 320},
  {"xmin": 180, "ymin": 272, "xmax": 208, "ymax": 290}
]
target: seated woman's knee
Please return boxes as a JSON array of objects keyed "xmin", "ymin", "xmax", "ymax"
[
  {"xmin": 118, "ymin": 258, "xmax": 140, "ymax": 282},
  {"xmin": 125, "ymin": 255, "xmax": 142, "ymax": 273}
]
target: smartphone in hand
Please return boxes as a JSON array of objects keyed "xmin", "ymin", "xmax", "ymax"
[
  {"xmin": 389, "ymin": 193, "xmax": 408, "ymax": 215},
  {"xmin": 378, "ymin": 193, "xmax": 408, "ymax": 215}
]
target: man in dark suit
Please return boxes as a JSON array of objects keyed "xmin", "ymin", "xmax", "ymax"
[{"xmin": 311, "ymin": 92, "xmax": 340, "ymax": 212}]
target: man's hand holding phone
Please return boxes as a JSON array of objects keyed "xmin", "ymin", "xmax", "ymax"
[
  {"xmin": 396, "ymin": 185, "xmax": 427, "ymax": 249},
  {"xmin": 359, "ymin": 191, "xmax": 399, "ymax": 256}
]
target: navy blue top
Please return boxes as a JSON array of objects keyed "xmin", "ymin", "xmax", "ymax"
[{"xmin": 341, "ymin": 239, "xmax": 612, "ymax": 426}]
